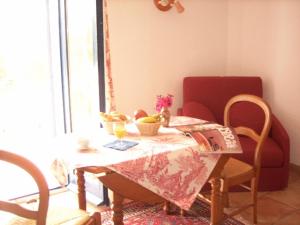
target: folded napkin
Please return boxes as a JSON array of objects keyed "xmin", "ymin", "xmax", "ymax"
[{"xmin": 103, "ymin": 140, "xmax": 138, "ymax": 151}]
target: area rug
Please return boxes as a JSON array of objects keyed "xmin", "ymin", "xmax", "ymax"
[{"xmin": 101, "ymin": 199, "xmax": 244, "ymax": 225}]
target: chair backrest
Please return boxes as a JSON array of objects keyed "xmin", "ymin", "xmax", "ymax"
[
  {"xmin": 224, "ymin": 94, "xmax": 272, "ymax": 171},
  {"xmin": 0, "ymin": 150, "xmax": 49, "ymax": 225}
]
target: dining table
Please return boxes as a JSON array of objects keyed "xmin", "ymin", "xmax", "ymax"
[{"xmin": 52, "ymin": 116, "xmax": 242, "ymax": 225}]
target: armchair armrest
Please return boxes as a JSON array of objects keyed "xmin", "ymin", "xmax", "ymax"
[
  {"xmin": 181, "ymin": 101, "xmax": 217, "ymax": 122},
  {"xmin": 270, "ymin": 114, "xmax": 290, "ymax": 164}
]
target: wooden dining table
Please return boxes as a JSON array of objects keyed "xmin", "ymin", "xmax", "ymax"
[
  {"xmin": 76, "ymin": 156, "xmax": 229, "ymax": 225},
  {"xmin": 55, "ymin": 116, "xmax": 242, "ymax": 225}
]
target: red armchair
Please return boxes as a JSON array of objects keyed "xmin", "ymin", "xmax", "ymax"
[{"xmin": 178, "ymin": 76, "xmax": 290, "ymax": 191}]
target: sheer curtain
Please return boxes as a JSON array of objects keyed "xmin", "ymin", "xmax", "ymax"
[
  {"xmin": 0, "ymin": 0, "xmax": 65, "ymax": 199},
  {"xmin": 103, "ymin": 0, "xmax": 116, "ymax": 112}
]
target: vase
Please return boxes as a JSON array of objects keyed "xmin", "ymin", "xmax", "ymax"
[{"xmin": 160, "ymin": 107, "xmax": 171, "ymax": 127}]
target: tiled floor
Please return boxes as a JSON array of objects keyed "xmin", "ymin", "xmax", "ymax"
[
  {"xmin": 49, "ymin": 168, "xmax": 300, "ymax": 225},
  {"xmin": 230, "ymin": 169, "xmax": 300, "ymax": 225}
]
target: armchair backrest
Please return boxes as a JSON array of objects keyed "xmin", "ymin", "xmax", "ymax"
[{"xmin": 183, "ymin": 76, "xmax": 263, "ymax": 124}]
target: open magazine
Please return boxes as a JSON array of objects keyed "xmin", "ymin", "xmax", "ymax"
[{"xmin": 177, "ymin": 123, "xmax": 242, "ymax": 154}]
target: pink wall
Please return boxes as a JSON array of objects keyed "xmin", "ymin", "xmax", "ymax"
[
  {"xmin": 107, "ymin": 0, "xmax": 300, "ymax": 165},
  {"xmin": 107, "ymin": 0, "xmax": 228, "ymax": 115},
  {"xmin": 227, "ymin": 0, "xmax": 300, "ymax": 165}
]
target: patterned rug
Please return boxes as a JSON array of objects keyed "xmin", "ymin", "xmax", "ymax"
[{"xmin": 101, "ymin": 199, "xmax": 244, "ymax": 225}]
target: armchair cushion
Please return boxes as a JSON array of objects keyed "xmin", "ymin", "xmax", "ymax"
[{"xmin": 182, "ymin": 102, "xmax": 217, "ymax": 122}]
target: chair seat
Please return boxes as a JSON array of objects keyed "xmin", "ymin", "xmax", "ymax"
[
  {"xmin": 2, "ymin": 207, "xmax": 91, "ymax": 225},
  {"xmin": 221, "ymin": 157, "xmax": 255, "ymax": 187}
]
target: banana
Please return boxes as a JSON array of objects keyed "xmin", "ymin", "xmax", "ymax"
[
  {"xmin": 137, "ymin": 116, "xmax": 157, "ymax": 123},
  {"xmin": 150, "ymin": 113, "xmax": 161, "ymax": 122}
]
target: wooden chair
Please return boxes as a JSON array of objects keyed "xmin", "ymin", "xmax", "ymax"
[
  {"xmin": 221, "ymin": 94, "xmax": 272, "ymax": 224},
  {"xmin": 0, "ymin": 149, "xmax": 101, "ymax": 225}
]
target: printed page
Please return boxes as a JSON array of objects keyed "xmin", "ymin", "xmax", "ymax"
[{"xmin": 177, "ymin": 123, "xmax": 242, "ymax": 153}]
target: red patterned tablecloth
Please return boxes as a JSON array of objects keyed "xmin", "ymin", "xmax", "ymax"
[{"xmin": 53, "ymin": 116, "xmax": 242, "ymax": 210}]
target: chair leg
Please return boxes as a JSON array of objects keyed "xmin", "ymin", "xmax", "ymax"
[
  {"xmin": 163, "ymin": 201, "xmax": 172, "ymax": 215},
  {"xmin": 251, "ymin": 178, "xmax": 258, "ymax": 224},
  {"xmin": 164, "ymin": 201, "xmax": 183, "ymax": 215},
  {"xmin": 222, "ymin": 192, "xmax": 229, "ymax": 208},
  {"xmin": 221, "ymin": 181, "xmax": 229, "ymax": 208},
  {"xmin": 84, "ymin": 212, "xmax": 102, "ymax": 225},
  {"xmin": 94, "ymin": 212, "xmax": 102, "ymax": 225},
  {"xmin": 180, "ymin": 208, "xmax": 186, "ymax": 216}
]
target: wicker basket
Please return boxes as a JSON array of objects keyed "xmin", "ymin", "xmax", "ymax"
[
  {"xmin": 101, "ymin": 116, "xmax": 131, "ymax": 134},
  {"xmin": 101, "ymin": 121, "xmax": 114, "ymax": 134},
  {"xmin": 135, "ymin": 122, "xmax": 161, "ymax": 136}
]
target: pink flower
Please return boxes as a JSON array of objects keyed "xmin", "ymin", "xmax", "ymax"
[{"xmin": 156, "ymin": 94, "xmax": 174, "ymax": 112}]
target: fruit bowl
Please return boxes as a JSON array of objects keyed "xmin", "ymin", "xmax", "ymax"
[{"xmin": 135, "ymin": 121, "xmax": 161, "ymax": 136}]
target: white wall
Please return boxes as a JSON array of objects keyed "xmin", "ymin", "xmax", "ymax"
[
  {"xmin": 226, "ymin": 0, "xmax": 300, "ymax": 165},
  {"xmin": 107, "ymin": 0, "xmax": 300, "ymax": 165}
]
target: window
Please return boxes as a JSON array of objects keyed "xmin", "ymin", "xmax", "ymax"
[
  {"xmin": 66, "ymin": 0, "xmax": 100, "ymax": 133},
  {"xmin": 0, "ymin": 0, "xmax": 105, "ymax": 202},
  {"xmin": 0, "ymin": 1, "xmax": 64, "ymax": 140}
]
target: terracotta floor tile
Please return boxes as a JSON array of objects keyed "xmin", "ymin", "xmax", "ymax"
[
  {"xmin": 225, "ymin": 191, "xmax": 268, "ymax": 208},
  {"xmin": 232, "ymin": 216, "xmax": 253, "ymax": 225},
  {"xmin": 265, "ymin": 179, "xmax": 300, "ymax": 209},
  {"xmin": 288, "ymin": 169, "xmax": 300, "ymax": 184},
  {"xmin": 227, "ymin": 196, "xmax": 295, "ymax": 225},
  {"xmin": 273, "ymin": 210, "xmax": 300, "ymax": 225}
]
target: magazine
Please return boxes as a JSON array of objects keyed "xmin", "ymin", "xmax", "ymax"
[{"xmin": 177, "ymin": 123, "xmax": 242, "ymax": 154}]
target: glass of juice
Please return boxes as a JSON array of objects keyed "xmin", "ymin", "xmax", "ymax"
[{"xmin": 113, "ymin": 121, "xmax": 127, "ymax": 147}]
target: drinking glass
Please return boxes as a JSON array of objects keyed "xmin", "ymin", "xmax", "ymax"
[{"xmin": 113, "ymin": 121, "xmax": 127, "ymax": 148}]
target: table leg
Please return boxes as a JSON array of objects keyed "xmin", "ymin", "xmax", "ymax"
[
  {"xmin": 111, "ymin": 191, "xmax": 124, "ymax": 225},
  {"xmin": 209, "ymin": 177, "xmax": 223, "ymax": 225},
  {"xmin": 163, "ymin": 201, "xmax": 172, "ymax": 215},
  {"xmin": 76, "ymin": 169, "xmax": 87, "ymax": 210}
]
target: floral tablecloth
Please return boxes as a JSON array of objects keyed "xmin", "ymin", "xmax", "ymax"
[{"xmin": 53, "ymin": 116, "xmax": 242, "ymax": 210}]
